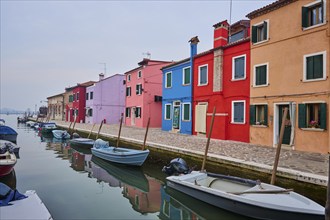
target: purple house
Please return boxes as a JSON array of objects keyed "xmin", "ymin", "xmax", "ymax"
[{"xmin": 85, "ymin": 73, "xmax": 126, "ymax": 124}]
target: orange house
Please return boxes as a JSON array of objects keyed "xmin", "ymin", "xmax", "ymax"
[{"xmin": 247, "ymin": 0, "xmax": 330, "ymax": 153}]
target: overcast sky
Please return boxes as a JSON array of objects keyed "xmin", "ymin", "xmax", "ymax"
[{"xmin": 1, "ymin": 0, "xmax": 274, "ymax": 112}]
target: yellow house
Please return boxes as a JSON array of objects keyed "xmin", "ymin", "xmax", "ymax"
[
  {"xmin": 247, "ymin": 0, "xmax": 329, "ymax": 153},
  {"xmin": 47, "ymin": 93, "xmax": 65, "ymax": 121}
]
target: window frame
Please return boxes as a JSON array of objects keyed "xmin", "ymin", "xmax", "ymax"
[
  {"xmin": 303, "ymin": 51, "xmax": 326, "ymax": 82},
  {"xmin": 299, "ymin": 102, "xmax": 327, "ymax": 130},
  {"xmin": 182, "ymin": 102, "xmax": 191, "ymax": 121},
  {"xmin": 86, "ymin": 93, "xmax": 89, "ymax": 100},
  {"xmin": 127, "ymin": 74, "xmax": 131, "ymax": 82},
  {"xmin": 90, "ymin": 92, "xmax": 94, "ymax": 100},
  {"xmin": 252, "ymin": 19, "xmax": 269, "ymax": 45},
  {"xmin": 182, "ymin": 67, "xmax": 191, "ymax": 85},
  {"xmin": 164, "ymin": 104, "xmax": 172, "ymax": 120},
  {"xmin": 253, "ymin": 63, "xmax": 269, "ymax": 87},
  {"xmin": 137, "ymin": 71, "xmax": 142, "ymax": 79},
  {"xmin": 232, "ymin": 54, "xmax": 246, "ymax": 81},
  {"xmin": 165, "ymin": 71, "xmax": 172, "ymax": 88},
  {"xmin": 136, "ymin": 84, "xmax": 142, "ymax": 95},
  {"xmin": 302, "ymin": 0, "xmax": 326, "ymax": 30},
  {"xmin": 231, "ymin": 100, "xmax": 246, "ymax": 124},
  {"xmin": 126, "ymin": 87, "xmax": 131, "ymax": 97},
  {"xmin": 198, "ymin": 64, "xmax": 208, "ymax": 86},
  {"xmin": 125, "ymin": 107, "xmax": 131, "ymax": 118},
  {"xmin": 135, "ymin": 107, "xmax": 141, "ymax": 118}
]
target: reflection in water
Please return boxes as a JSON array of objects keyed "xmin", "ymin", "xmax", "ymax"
[
  {"xmin": 42, "ymin": 132, "xmax": 254, "ymax": 220},
  {"xmin": 0, "ymin": 169, "xmax": 17, "ymax": 189}
]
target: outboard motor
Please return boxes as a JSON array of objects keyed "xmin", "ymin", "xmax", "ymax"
[
  {"xmin": 162, "ymin": 158, "xmax": 190, "ymax": 176},
  {"xmin": 72, "ymin": 133, "xmax": 80, "ymax": 139}
]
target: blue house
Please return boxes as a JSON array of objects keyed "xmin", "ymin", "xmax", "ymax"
[{"xmin": 161, "ymin": 36, "xmax": 199, "ymax": 134}]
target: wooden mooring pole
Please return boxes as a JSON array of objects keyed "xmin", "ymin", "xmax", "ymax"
[
  {"xmin": 325, "ymin": 153, "xmax": 330, "ymax": 219},
  {"xmin": 142, "ymin": 117, "xmax": 150, "ymax": 151},
  {"xmin": 116, "ymin": 116, "xmax": 123, "ymax": 147},
  {"xmin": 95, "ymin": 120, "xmax": 104, "ymax": 140},
  {"xmin": 271, "ymin": 107, "xmax": 288, "ymax": 185},
  {"xmin": 201, "ymin": 107, "xmax": 216, "ymax": 171},
  {"xmin": 87, "ymin": 123, "xmax": 96, "ymax": 139}
]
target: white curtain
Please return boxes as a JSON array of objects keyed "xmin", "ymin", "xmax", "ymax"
[{"xmin": 289, "ymin": 102, "xmax": 296, "ymax": 145}]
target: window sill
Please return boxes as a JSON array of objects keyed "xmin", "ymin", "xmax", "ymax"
[
  {"xmin": 231, "ymin": 122, "xmax": 245, "ymax": 125},
  {"xmin": 198, "ymin": 84, "xmax": 208, "ymax": 87},
  {"xmin": 252, "ymin": 125, "xmax": 268, "ymax": 128},
  {"xmin": 302, "ymin": 77, "xmax": 326, "ymax": 83},
  {"xmin": 253, "ymin": 84, "xmax": 269, "ymax": 88},
  {"xmin": 252, "ymin": 39, "xmax": 269, "ymax": 46},
  {"xmin": 302, "ymin": 22, "xmax": 327, "ymax": 31},
  {"xmin": 231, "ymin": 78, "xmax": 246, "ymax": 82},
  {"xmin": 301, "ymin": 128, "xmax": 325, "ymax": 132}
]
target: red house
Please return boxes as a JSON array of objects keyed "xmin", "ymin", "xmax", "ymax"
[
  {"xmin": 65, "ymin": 81, "xmax": 95, "ymax": 123},
  {"xmin": 193, "ymin": 20, "xmax": 250, "ymax": 142}
]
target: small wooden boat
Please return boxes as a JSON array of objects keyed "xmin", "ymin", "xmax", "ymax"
[
  {"xmin": 0, "ymin": 151, "xmax": 17, "ymax": 177},
  {"xmin": 69, "ymin": 138, "xmax": 95, "ymax": 148},
  {"xmin": 0, "ymin": 119, "xmax": 5, "ymax": 126},
  {"xmin": 52, "ymin": 130, "xmax": 70, "ymax": 139},
  {"xmin": 91, "ymin": 139, "xmax": 149, "ymax": 166},
  {"xmin": 40, "ymin": 122, "xmax": 57, "ymax": 135},
  {"xmin": 0, "ymin": 140, "xmax": 20, "ymax": 158},
  {"xmin": 0, "ymin": 183, "xmax": 52, "ymax": 219},
  {"xmin": 166, "ymin": 171, "xmax": 325, "ymax": 220},
  {"xmin": 0, "ymin": 126, "xmax": 18, "ymax": 143}
]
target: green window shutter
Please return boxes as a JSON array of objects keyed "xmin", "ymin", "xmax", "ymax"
[
  {"xmin": 252, "ymin": 26, "xmax": 257, "ymax": 43},
  {"xmin": 249, "ymin": 105, "xmax": 256, "ymax": 125},
  {"xmin": 302, "ymin": 7, "xmax": 309, "ymax": 28},
  {"xmin": 166, "ymin": 73, "xmax": 172, "ymax": 87},
  {"xmin": 298, "ymin": 104, "xmax": 307, "ymax": 128},
  {"xmin": 314, "ymin": 54, "xmax": 323, "ymax": 79},
  {"xmin": 320, "ymin": 103, "xmax": 327, "ymax": 130},
  {"xmin": 263, "ymin": 21, "xmax": 268, "ymax": 40},
  {"xmin": 184, "ymin": 68, "xmax": 190, "ymax": 84},
  {"xmin": 166, "ymin": 105, "xmax": 171, "ymax": 119},
  {"xmin": 306, "ymin": 56, "xmax": 314, "ymax": 80},
  {"xmin": 183, "ymin": 104, "xmax": 190, "ymax": 120},
  {"xmin": 263, "ymin": 105, "xmax": 268, "ymax": 125}
]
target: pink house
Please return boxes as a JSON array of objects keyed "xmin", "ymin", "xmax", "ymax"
[{"xmin": 125, "ymin": 59, "xmax": 172, "ymax": 128}]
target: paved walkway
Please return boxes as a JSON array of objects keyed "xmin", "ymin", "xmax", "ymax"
[{"xmin": 55, "ymin": 120, "xmax": 328, "ymax": 186}]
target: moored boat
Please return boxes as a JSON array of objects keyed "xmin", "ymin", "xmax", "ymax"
[
  {"xmin": 69, "ymin": 137, "xmax": 95, "ymax": 148},
  {"xmin": 166, "ymin": 171, "xmax": 325, "ymax": 220},
  {"xmin": 0, "ymin": 126, "xmax": 18, "ymax": 143},
  {"xmin": 0, "ymin": 151, "xmax": 17, "ymax": 177},
  {"xmin": 0, "ymin": 140, "xmax": 20, "ymax": 158},
  {"xmin": 40, "ymin": 122, "xmax": 57, "ymax": 135},
  {"xmin": 91, "ymin": 139, "xmax": 149, "ymax": 166},
  {"xmin": 52, "ymin": 130, "xmax": 70, "ymax": 139}
]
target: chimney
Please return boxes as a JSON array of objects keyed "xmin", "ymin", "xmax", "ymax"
[
  {"xmin": 213, "ymin": 20, "xmax": 229, "ymax": 48},
  {"xmin": 99, "ymin": 73, "xmax": 104, "ymax": 81},
  {"xmin": 189, "ymin": 36, "xmax": 199, "ymax": 58}
]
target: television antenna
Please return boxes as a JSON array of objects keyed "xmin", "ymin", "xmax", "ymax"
[
  {"xmin": 99, "ymin": 62, "xmax": 106, "ymax": 75},
  {"xmin": 142, "ymin": 52, "xmax": 151, "ymax": 59}
]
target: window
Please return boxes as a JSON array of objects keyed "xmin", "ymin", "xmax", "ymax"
[
  {"xmin": 125, "ymin": 108, "xmax": 131, "ymax": 118},
  {"xmin": 165, "ymin": 104, "xmax": 171, "ymax": 120},
  {"xmin": 136, "ymin": 84, "xmax": 142, "ymax": 95},
  {"xmin": 252, "ymin": 20, "xmax": 268, "ymax": 43},
  {"xmin": 86, "ymin": 93, "xmax": 89, "ymax": 100},
  {"xmin": 254, "ymin": 63, "xmax": 268, "ymax": 87},
  {"xmin": 87, "ymin": 109, "xmax": 93, "ymax": 117},
  {"xmin": 165, "ymin": 72, "xmax": 172, "ymax": 88},
  {"xmin": 127, "ymin": 74, "xmax": 131, "ymax": 82},
  {"xmin": 232, "ymin": 101, "xmax": 245, "ymax": 123},
  {"xmin": 69, "ymin": 95, "xmax": 73, "ymax": 102},
  {"xmin": 182, "ymin": 103, "xmax": 190, "ymax": 121},
  {"xmin": 229, "ymin": 30, "xmax": 245, "ymax": 43},
  {"xmin": 137, "ymin": 71, "xmax": 142, "ymax": 78},
  {"xmin": 198, "ymin": 65, "xmax": 208, "ymax": 86},
  {"xmin": 126, "ymin": 87, "xmax": 131, "ymax": 97},
  {"xmin": 304, "ymin": 51, "xmax": 326, "ymax": 81},
  {"xmin": 77, "ymin": 92, "xmax": 79, "ymax": 101},
  {"xmin": 250, "ymin": 104, "xmax": 268, "ymax": 126},
  {"xmin": 183, "ymin": 67, "xmax": 191, "ymax": 85},
  {"xmin": 90, "ymin": 92, "xmax": 93, "ymax": 100},
  {"xmin": 135, "ymin": 107, "xmax": 141, "ymax": 118},
  {"xmin": 302, "ymin": 1, "xmax": 325, "ymax": 28},
  {"xmin": 232, "ymin": 55, "xmax": 246, "ymax": 80},
  {"xmin": 299, "ymin": 103, "xmax": 327, "ymax": 129},
  {"xmin": 73, "ymin": 93, "xmax": 76, "ymax": 101}
]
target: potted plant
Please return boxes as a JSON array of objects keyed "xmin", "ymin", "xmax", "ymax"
[{"xmin": 309, "ymin": 120, "xmax": 319, "ymax": 128}]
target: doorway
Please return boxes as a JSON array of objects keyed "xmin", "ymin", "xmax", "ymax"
[
  {"xmin": 277, "ymin": 104, "xmax": 291, "ymax": 145},
  {"xmin": 172, "ymin": 101, "xmax": 180, "ymax": 130}
]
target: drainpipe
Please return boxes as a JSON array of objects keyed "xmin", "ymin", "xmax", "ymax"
[{"xmin": 189, "ymin": 36, "xmax": 199, "ymax": 134}]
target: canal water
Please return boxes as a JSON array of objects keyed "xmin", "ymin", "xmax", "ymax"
[{"xmin": 0, "ymin": 114, "xmax": 251, "ymax": 220}]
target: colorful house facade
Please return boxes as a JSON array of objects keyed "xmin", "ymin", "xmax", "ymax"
[
  {"xmin": 65, "ymin": 81, "xmax": 95, "ymax": 123},
  {"xmin": 161, "ymin": 37, "xmax": 199, "ymax": 134},
  {"xmin": 247, "ymin": 0, "xmax": 329, "ymax": 153},
  {"xmin": 47, "ymin": 93, "xmax": 65, "ymax": 121},
  {"xmin": 192, "ymin": 20, "xmax": 251, "ymax": 142},
  {"xmin": 124, "ymin": 59, "xmax": 172, "ymax": 128},
  {"xmin": 85, "ymin": 73, "xmax": 125, "ymax": 124}
]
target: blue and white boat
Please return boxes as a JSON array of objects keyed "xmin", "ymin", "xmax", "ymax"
[
  {"xmin": 52, "ymin": 130, "xmax": 70, "ymax": 139},
  {"xmin": 91, "ymin": 139, "xmax": 149, "ymax": 166},
  {"xmin": 0, "ymin": 126, "xmax": 18, "ymax": 143}
]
